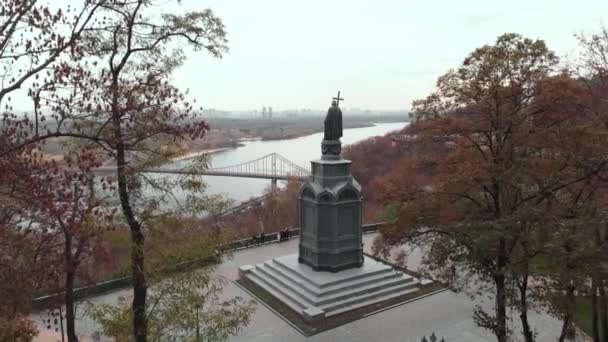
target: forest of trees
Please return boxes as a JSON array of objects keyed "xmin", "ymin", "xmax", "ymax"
[
  {"xmin": 0, "ymin": 1, "xmax": 254, "ymax": 341},
  {"xmin": 344, "ymin": 30, "xmax": 608, "ymax": 342}
]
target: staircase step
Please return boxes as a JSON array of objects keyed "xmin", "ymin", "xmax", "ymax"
[
  {"xmin": 264, "ymin": 260, "xmax": 409, "ymax": 297},
  {"xmin": 328, "ymin": 287, "xmax": 420, "ymax": 317},
  {"xmin": 242, "ymin": 258, "xmax": 424, "ymax": 321},
  {"xmin": 245, "ymin": 272, "xmax": 305, "ymax": 313},
  {"xmin": 254, "ymin": 264, "xmax": 317, "ymax": 305},
  {"xmin": 257, "ymin": 262, "xmax": 415, "ymax": 307},
  {"xmin": 316, "ymin": 275, "xmax": 418, "ymax": 306},
  {"xmin": 321, "ymin": 280, "xmax": 420, "ymax": 313},
  {"xmin": 248, "ymin": 269, "xmax": 307, "ymax": 309},
  {"xmin": 271, "ymin": 257, "xmax": 393, "ymax": 288}
]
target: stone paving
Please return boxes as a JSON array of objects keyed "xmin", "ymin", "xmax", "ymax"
[
  {"xmin": 33, "ymin": 233, "xmax": 569, "ymax": 341},
  {"xmin": 223, "ymin": 235, "xmax": 566, "ymax": 342}
]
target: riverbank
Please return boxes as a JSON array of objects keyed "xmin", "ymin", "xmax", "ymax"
[
  {"xmin": 257, "ymin": 121, "xmax": 374, "ymax": 141},
  {"xmin": 177, "ymin": 121, "xmax": 376, "ymax": 155},
  {"xmin": 206, "ymin": 114, "xmax": 407, "ymax": 142}
]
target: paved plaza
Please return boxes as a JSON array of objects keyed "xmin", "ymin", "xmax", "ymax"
[
  {"xmin": 31, "ymin": 233, "xmax": 573, "ymax": 341},
  {"xmin": 224, "ymin": 234, "xmax": 568, "ymax": 342}
]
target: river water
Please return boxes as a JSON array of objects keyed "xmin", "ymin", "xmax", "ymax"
[
  {"xmin": 93, "ymin": 122, "xmax": 406, "ymax": 207},
  {"xmin": 167, "ymin": 122, "xmax": 405, "ymax": 203}
]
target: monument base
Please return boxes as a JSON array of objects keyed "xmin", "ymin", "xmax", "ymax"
[
  {"xmin": 239, "ymin": 254, "xmax": 422, "ymax": 322},
  {"xmin": 298, "ymin": 255, "xmax": 363, "ymax": 273},
  {"xmin": 321, "ymin": 139, "xmax": 341, "ymax": 160},
  {"xmin": 299, "ymin": 157, "xmax": 364, "ymax": 271}
]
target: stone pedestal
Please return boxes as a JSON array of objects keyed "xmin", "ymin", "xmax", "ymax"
[
  {"xmin": 237, "ymin": 98, "xmax": 427, "ymax": 324},
  {"xmin": 298, "ymin": 157, "xmax": 363, "ymax": 272},
  {"xmin": 239, "ymin": 254, "xmax": 421, "ymax": 322},
  {"xmin": 321, "ymin": 139, "xmax": 342, "ymax": 160}
]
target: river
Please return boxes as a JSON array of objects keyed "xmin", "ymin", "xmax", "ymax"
[
  {"xmin": 165, "ymin": 122, "xmax": 406, "ymax": 203},
  {"xmin": 94, "ymin": 122, "xmax": 406, "ymax": 207}
]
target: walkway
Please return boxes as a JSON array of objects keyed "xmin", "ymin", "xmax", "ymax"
[{"xmin": 32, "ymin": 234, "xmax": 569, "ymax": 341}]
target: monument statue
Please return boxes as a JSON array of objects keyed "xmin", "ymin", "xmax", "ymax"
[
  {"xmin": 239, "ymin": 92, "xmax": 423, "ymax": 324},
  {"xmin": 297, "ymin": 91, "xmax": 364, "ymax": 272},
  {"xmin": 321, "ymin": 91, "xmax": 344, "ymax": 159},
  {"xmin": 324, "ymin": 100, "xmax": 343, "ymax": 141}
]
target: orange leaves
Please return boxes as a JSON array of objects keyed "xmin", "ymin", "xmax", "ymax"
[{"xmin": 359, "ymin": 35, "xmax": 608, "ymax": 301}]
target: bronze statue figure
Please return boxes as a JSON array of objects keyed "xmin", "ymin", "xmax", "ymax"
[
  {"xmin": 324, "ymin": 100, "xmax": 343, "ymax": 141},
  {"xmin": 324, "ymin": 91, "xmax": 344, "ymax": 141}
]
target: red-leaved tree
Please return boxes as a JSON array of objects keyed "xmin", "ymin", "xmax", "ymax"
[{"xmin": 375, "ymin": 33, "xmax": 608, "ymax": 342}]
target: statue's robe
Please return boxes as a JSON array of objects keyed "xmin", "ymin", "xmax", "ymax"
[{"xmin": 324, "ymin": 105, "xmax": 343, "ymax": 141}]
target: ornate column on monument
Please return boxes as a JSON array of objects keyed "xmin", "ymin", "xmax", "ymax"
[{"xmin": 298, "ymin": 92, "xmax": 364, "ymax": 272}]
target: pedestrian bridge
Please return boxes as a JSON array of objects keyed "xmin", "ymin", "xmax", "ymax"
[{"xmin": 94, "ymin": 153, "xmax": 311, "ymax": 181}]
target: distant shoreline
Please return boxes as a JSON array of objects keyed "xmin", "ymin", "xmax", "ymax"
[
  {"xmin": 97, "ymin": 121, "xmax": 406, "ymax": 168},
  {"xmin": 257, "ymin": 122, "xmax": 374, "ymax": 141},
  {"xmin": 177, "ymin": 121, "xmax": 405, "ymax": 155},
  {"xmin": 172, "ymin": 146, "xmax": 237, "ymax": 162}
]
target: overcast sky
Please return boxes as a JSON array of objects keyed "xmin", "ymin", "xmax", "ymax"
[
  {"xmin": 8, "ymin": 0, "xmax": 608, "ymax": 112},
  {"xmin": 171, "ymin": 0, "xmax": 607, "ymax": 111}
]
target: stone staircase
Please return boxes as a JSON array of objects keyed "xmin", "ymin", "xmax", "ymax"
[{"xmin": 239, "ymin": 254, "xmax": 421, "ymax": 321}]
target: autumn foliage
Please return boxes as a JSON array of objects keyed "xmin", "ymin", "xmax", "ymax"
[
  {"xmin": 1, "ymin": 1, "xmax": 230, "ymax": 341},
  {"xmin": 340, "ymin": 33, "xmax": 608, "ymax": 342},
  {"xmin": 221, "ymin": 180, "xmax": 302, "ymax": 237}
]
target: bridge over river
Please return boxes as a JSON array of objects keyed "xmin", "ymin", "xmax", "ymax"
[{"xmin": 94, "ymin": 153, "xmax": 312, "ymax": 184}]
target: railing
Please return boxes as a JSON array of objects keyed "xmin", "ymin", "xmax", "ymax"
[
  {"xmin": 32, "ymin": 222, "xmax": 388, "ymax": 309},
  {"xmin": 223, "ymin": 222, "xmax": 388, "ymax": 250}
]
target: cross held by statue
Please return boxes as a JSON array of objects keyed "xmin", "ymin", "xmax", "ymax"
[{"xmin": 333, "ymin": 91, "xmax": 344, "ymax": 107}]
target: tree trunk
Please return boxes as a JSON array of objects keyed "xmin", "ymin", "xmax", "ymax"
[
  {"xmin": 558, "ymin": 284, "xmax": 576, "ymax": 342},
  {"xmin": 65, "ymin": 270, "xmax": 77, "ymax": 342},
  {"xmin": 592, "ymin": 277, "xmax": 600, "ymax": 342},
  {"xmin": 112, "ymin": 90, "xmax": 147, "ymax": 342},
  {"xmin": 64, "ymin": 236, "xmax": 78, "ymax": 342},
  {"xmin": 594, "ymin": 227, "xmax": 605, "ymax": 342},
  {"xmin": 495, "ymin": 273, "xmax": 507, "ymax": 342},
  {"xmin": 600, "ymin": 280, "xmax": 608, "ymax": 342},
  {"xmin": 518, "ymin": 272, "xmax": 534, "ymax": 342},
  {"xmin": 116, "ymin": 145, "xmax": 147, "ymax": 342},
  {"xmin": 495, "ymin": 238, "xmax": 508, "ymax": 342},
  {"xmin": 558, "ymin": 315, "xmax": 571, "ymax": 342}
]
